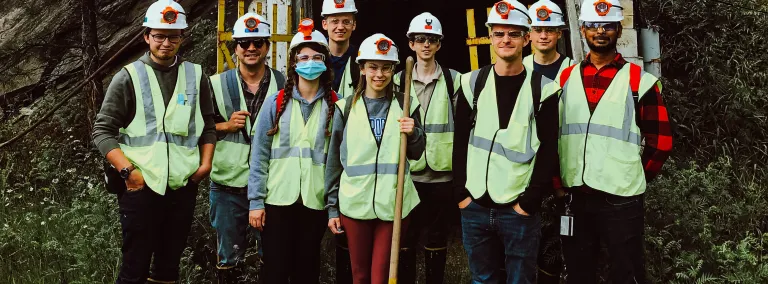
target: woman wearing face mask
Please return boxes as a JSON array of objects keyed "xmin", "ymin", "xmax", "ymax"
[
  {"xmin": 247, "ymin": 20, "xmax": 338, "ymax": 284},
  {"xmin": 325, "ymin": 33, "xmax": 426, "ymax": 284}
]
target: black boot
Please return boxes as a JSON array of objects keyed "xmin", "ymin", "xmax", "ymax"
[
  {"xmin": 424, "ymin": 248, "xmax": 447, "ymax": 284},
  {"xmin": 335, "ymin": 244, "xmax": 353, "ymax": 284},
  {"xmin": 398, "ymin": 248, "xmax": 418, "ymax": 284}
]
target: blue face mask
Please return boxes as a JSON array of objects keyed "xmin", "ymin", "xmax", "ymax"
[{"xmin": 295, "ymin": 61, "xmax": 327, "ymax": 80}]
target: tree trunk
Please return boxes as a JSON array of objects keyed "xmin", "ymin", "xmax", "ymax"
[{"xmin": 81, "ymin": 0, "xmax": 101, "ymax": 130}]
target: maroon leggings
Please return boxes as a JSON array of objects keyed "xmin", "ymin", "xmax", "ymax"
[{"xmin": 340, "ymin": 214, "xmax": 410, "ymax": 284}]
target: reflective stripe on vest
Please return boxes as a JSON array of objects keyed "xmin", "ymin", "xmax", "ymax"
[
  {"xmin": 265, "ymin": 95, "xmax": 330, "ymax": 210},
  {"xmin": 120, "ymin": 61, "xmax": 203, "ymax": 195},
  {"xmin": 459, "ymin": 66, "xmax": 540, "ymax": 203},
  {"xmin": 336, "ymin": 96, "xmax": 421, "ymax": 221},
  {"xmin": 393, "ymin": 70, "xmax": 460, "ymax": 172},
  {"xmin": 209, "ymin": 69, "xmax": 279, "ymax": 187},
  {"xmin": 558, "ymin": 63, "xmax": 660, "ymax": 196}
]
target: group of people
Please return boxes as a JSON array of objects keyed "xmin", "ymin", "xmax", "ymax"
[{"xmin": 92, "ymin": 0, "xmax": 672, "ymax": 283}]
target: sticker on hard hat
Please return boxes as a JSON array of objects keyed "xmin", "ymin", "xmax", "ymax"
[
  {"xmin": 536, "ymin": 6, "xmax": 552, "ymax": 21},
  {"xmin": 593, "ymin": 0, "xmax": 616, "ymax": 17},
  {"xmin": 334, "ymin": 0, "xmax": 346, "ymax": 8},
  {"xmin": 298, "ymin": 18, "xmax": 315, "ymax": 40},
  {"xmin": 244, "ymin": 17, "xmax": 260, "ymax": 32},
  {"xmin": 496, "ymin": 1, "xmax": 511, "ymax": 20},
  {"xmin": 425, "ymin": 19, "xmax": 433, "ymax": 30},
  {"xmin": 161, "ymin": 6, "xmax": 179, "ymax": 24},
  {"xmin": 375, "ymin": 38, "xmax": 392, "ymax": 55}
]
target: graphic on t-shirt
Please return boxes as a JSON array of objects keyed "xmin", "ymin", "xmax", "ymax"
[{"xmin": 369, "ymin": 117, "xmax": 386, "ymax": 142}]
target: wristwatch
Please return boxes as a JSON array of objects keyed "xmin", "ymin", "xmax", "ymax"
[{"xmin": 120, "ymin": 165, "xmax": 135, "ymax": 180}]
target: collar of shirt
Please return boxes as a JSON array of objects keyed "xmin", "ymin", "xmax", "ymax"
[
  {"xmin": 412, "ymin": 62, "xmax": 443, "ymax": 85},
  {"xmin": 580, "ymin": 52, "xmax": 627, "ymax": 69}
]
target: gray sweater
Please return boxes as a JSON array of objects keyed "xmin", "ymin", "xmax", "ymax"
[
  {"xmin": 92, "ymin": 52, "xmax": 217, "ymax": 156},
  {"xmin": 247, "ymin": 86, "xmax": 336, "ymax": 210},
  {"xmin": 324, "ymin": 95, "xmax": 426, "ymax": 219}
]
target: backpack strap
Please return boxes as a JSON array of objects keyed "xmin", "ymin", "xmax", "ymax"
[
  {"xmin": 440, "ymin": 64, "xmax": 455, "ymax": 99},
  {"xmin": 531, "ymin": 70, "xmax": 542, "ymax": 118},
  {"xmin": 469, "ymin": 65, "xmax": 493, "ymax": 129},
  {"xmin": 271, "ymin": 67, "xmax": 286, "ymax": 90},
  {"xmin": 224, "ymin": 69, "xmax": 241, "ymax": 112},
  {"xmin": 629, "ymin": 63, "xmax": 642, "ymax": 97},
  {"xmin": 399, "ymin": 70, "xmax": 406, "ymax": 93},
  {"xmin": 559, "ymin": 64, "xmax": 577, "ymax": 88}
]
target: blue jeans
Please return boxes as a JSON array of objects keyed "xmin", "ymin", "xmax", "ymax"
[
  {"xmin": 460, "ymin": 201, "xmax": 541, "ymax": 284},
  {"xmin": 209, "ymin": 182, "xmax": 261, "ymax": 268}
]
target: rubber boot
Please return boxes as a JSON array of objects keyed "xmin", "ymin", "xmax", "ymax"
[
  {"xmin": 398, "ymin": 248, "xmax": 418, "ymax": 284},
  {"xmin": 424, "ymin": 248, "xmax": 447, "ymax": 284},
  {"xmin": 335, "ymin": 244, "xmax": 353, "ymax": 284}
]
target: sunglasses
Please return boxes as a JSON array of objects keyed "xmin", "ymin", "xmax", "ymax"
[
  {"xmin": 583, "ymin": 22, "xmax": 619, "ymax": 32},
  {"xmin": 491, "ymin": 30, "xmax": 527, "ymax": 39},
  {"xmin": 236, "ymin": 38, "xmax": 269, "ymax": 49},
  {"xmin": 411, "ymin": 35, "xmax": 441, "ymax": 44}
]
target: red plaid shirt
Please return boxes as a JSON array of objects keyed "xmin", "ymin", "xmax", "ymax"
[{"xmin": 581, "ymin": 53, "xmax": 673, "ymax": 181}]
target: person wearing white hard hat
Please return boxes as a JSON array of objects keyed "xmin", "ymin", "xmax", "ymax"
[
  {"xmin": 325, "ymin": 33, "xmax": 425, "ymax": 284},
  {"xmin": 524, "ymin": 0, "xmax": 573, "ymax": 82},
  {"xmin": 451, "ymin": 1, "xmax": 560, "ymax": 283},
  {"xmin": 391, "ymin": 11, "xmax": 461, "ymax": 284},
  {"xmin": 246, "ymin": 19, "xmax": 338, "ymax": 283},
  {"xmin": 207, "ymin": 12, "xmax": 285, "ymax": 283},
  {"xmin": 551, "ymin": 1, "xmax": 672, "ymax": 283},
  {"xmin": 92, "ymin": 1, "xmax": 217, "ymax": 283}
]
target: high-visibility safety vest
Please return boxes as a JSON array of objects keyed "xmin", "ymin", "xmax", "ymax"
[
  {"xmin": 265, "ymin": 89, "xmax": 337, "ymax": 210},
  {"xmin": 523, "ymin": 54, "xmax": 573, "ymax": 94},
  {"xmin": 120, "ymin": 60, "xmax": 203, "ymax": 195},
  {"xmin": 393, "ymin": 68, "xmax": 460, "ymax": 172},
  {"xmin": 336, "ymin": 56, "xmax": 358, "ymax": 98},
  {"xmin": 460, "ymin": 66, "xmax": 540, "ymax": 204},
  {"xmin": 209, "ymin": 67, "xmax": 282, "ymax": 188},
  {"xmin": 336, "ymin": 93, "xmax": 421, "ymax": 220},
  {"xmin": 554, "ymin": 63, "xmax": 661, "ymax": 196}
]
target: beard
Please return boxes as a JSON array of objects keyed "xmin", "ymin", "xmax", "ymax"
[
  {"xmin": 151, "ymin": 49, "xmax": 175, "ymax": 61},
  {"xmin": 586, "ymin": 37, "xmax": 618, "ymax": 53},
  {"xmin": 240, "ymin": 53, "xmax": 265, "ymax": 68}
]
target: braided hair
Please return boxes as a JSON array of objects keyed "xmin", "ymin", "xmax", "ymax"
[{"xmin": 266, "ymin": 42, "xmax": 335, "ymax": 136}]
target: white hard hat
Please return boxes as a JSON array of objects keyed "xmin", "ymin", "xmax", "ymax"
[
  {"xmin": 579, "ymin": 0, "xmax": 624, "ymax": 22},
  {"xmin": 321, "ymin": 0, "xmax": 358, "ymax": 16},
  {"xmin": 143, "ymin": 0, "xmax": 188, "ymax": 30},
  {"xmin": 289, "ymin": 19, "xmax": 329, "ymax": 53},
  {"xmin": 485, "ymin": 0, "xmax": 531, "ymax": 29},
  {"xmin": 529, "ymin": 0, "xmax": 566, "ymax": 27},
  {"xmin": 232, "ymin": 13, "xmax": 271, "ymax": 38},
  {"xmin": 406, "ymin": 12, "xmax": 443, "ymax": 38},
  {"xmin": 356, "ymin": 33, "xmax": 399, "ymax": 65}
]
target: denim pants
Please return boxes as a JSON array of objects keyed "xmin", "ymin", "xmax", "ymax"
[
  {"xmin": 209, "ymin": 182, "xmax": 261, "ymax": 269},
  {"xmin": 460, "ymin": 201, "xmax": 541, "ymax": 284},
  {"xmin": 561, "ymin": 191, "xmax": 645, "ymax": 284}
]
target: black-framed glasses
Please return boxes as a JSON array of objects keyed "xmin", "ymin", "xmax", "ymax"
[
  {"xmin": 411, "ymin": 35, "xmax": 441, "ymax": 44},
  {"xmin": 491, "ymin": 30, "xmax": 527, "ymax": 39},
  {"xmin": 296, "ymin": 53, "xmax": 326, "ymax": 62},
  {"xmin": 149, "ymin": 33, "xmax": 183, "ymax": 44},
  {"xmin": 236, "ymin": 38, "xmax": 269, "ymax": 49},
  {"xmin": 583, "ymin": 22, "xmax": 619, "ymax": 32},
  {"xmin": 532, "ymin": 27, "xmax": 561, "ymax": 35}
]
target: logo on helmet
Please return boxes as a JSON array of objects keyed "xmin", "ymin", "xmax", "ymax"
[
  {"xmin": 536, "ymin": 6, "xmax": 552, "ymax": 21},
  {"xmin": 244, "ymin": 17, "xmax": 260, "ymax": 32},
  {"xmin": 161, "ymin": 6, "xmax": 179, "ymax": 24},
  {"xmin": 496, "ymin": 1, "xmax": 511, "ymax": 20},
  {"xmin": 374, "ymin": 38, "xmax": 392, "ymax": 55},
  {"xmin": 425, "ymin": 19, "xmax": 433, "ymax": 30},
  {"xmin": 298, "ymin": 18, "xmax": 314, "ymax": 40},
  {"xmin": 594, "ymin": 0, "xmax": 613, "ymax": 16},
  {"xmin": 334, "ymin": 0, "xmax": 346, "ymax": 8}
]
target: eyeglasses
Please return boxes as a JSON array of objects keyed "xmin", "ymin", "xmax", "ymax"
[
  {"xmin": 296, "ymin": 53, "xmax": 326, "ymax": 62},
  {"xmin": 491, "ymin": 30, "xmax": 527, "ymax": 39},
  {"xmin": 583, "ymin": 22, "xmax": 619, "ymax": 32},
  {"xmin": 365, "ymin": 63, "xmax": 394, "ymax": 74},
  {"xmin": 411, "ymin": 35, "xmax": 441, "ymax": 44},
  {"xmin": 236, "ymin": 38, "xmax": 269, "ymax": 49},
  {"xmin": 532, "ymin": 27, "xmax": 560, "ymax": 35},
  {"xmin": 149, "ymin": 33, "xmax": 183, "ymax": 44},
  {"xmin": 328, "ymin": 18, "xmax": 354, "ymax": 27}
]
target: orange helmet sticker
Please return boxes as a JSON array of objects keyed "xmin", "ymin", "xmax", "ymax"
[
  {"xmin": 496, "ymin": 1, "xmax": 512, "ymax": 20},
  {"xmin": 161, "ymin": 6, "xmax": 179, "ymax": 24},
  {"xmin": 298, "ymin": 18, "xmax": 315, "ymax": 40}
]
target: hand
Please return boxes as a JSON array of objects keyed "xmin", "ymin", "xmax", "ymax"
[
  {"xmin": 398, "ymin": 117, "xmax": 415, "ymax": 136},
  {"xmin": 328, "ymin": 218, "xmax": 344, "ymax": 234},
  {"xmin": 513, "ymin": 203, "xmax": 530, "ymax": 216},
  {"xmin": 223, "ymin": 110, "xmax": 250, "ymax": 133},
  {"xmin": 125, "ymin": 169, "xmax": 145, "ymax": 191},
  {"xmin": 458, "ymin": 197, "xmax": 472, "ymax": 209},
  {"xmin": 250, "ymin": 209, "xmax": 265, "ymax": 231},
  {"xmin": 189, "ymin": 163, "xmax": 212, "ymax": 185}
]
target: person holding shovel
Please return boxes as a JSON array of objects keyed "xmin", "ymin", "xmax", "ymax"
[{"xmin": 325, "ymin": 33, "xmax": 425, "ymax": 284}]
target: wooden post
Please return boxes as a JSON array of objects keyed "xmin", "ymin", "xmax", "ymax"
[
  {"xmin": 465, "ymin": 9, "xmax": 479, "ymax": 70},
  {"xmin": 565, "ymin": 0, "xmax": 584, "ymax": 61}
]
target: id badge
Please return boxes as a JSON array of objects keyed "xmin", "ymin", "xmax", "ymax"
[{"xmin": 560, "ymin": 215, "xmax": 574, "ymax": 236}]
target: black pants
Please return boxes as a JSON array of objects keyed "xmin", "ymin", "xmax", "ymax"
[
  {"xmin": 116, "ymin": 182, "xmax": 198, "ymax": 284},
  {"xmin": 561, "ymin": 191, "xmax": 645, "ymax": 284},
  {"xmin": 260, "ymin": 202, "xmax": 327, "ymax": 284},
  {"xmin": 402, "ymin": 181, "xmax": 454, "ymax": 250}
]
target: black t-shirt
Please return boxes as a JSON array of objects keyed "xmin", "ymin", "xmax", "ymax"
[
  {"xmin": 533, "ymin": 54, "xmax": 566, "ymax": 81},
  {"xmin": 493, "ymin": 69, "xmax": 527, "ymax": 129}
]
